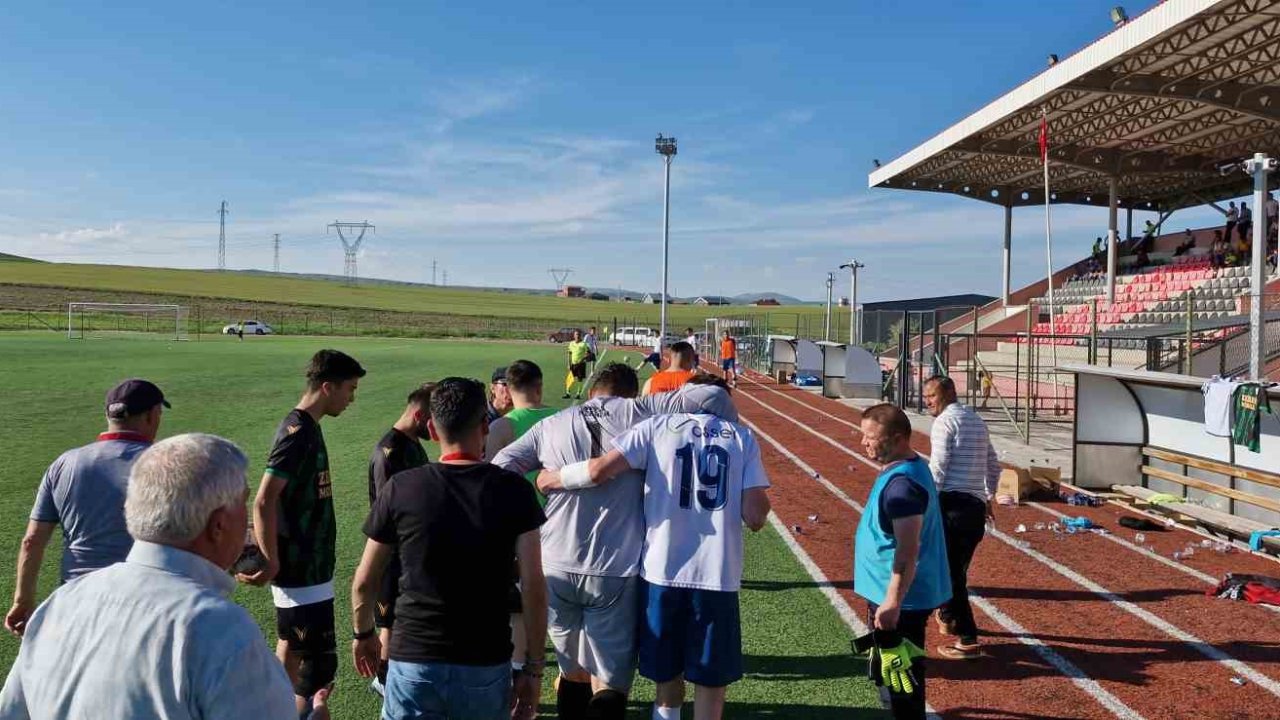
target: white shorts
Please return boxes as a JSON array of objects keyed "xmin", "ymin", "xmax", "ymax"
[{"xmin": 545, "ymin": 570, "xmax": 639, "ymax": 691}]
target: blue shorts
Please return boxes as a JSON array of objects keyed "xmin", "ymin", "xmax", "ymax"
[
  {"xmin": 638, "ymin": 580, "xmax": 742, "ymax": 687},
  {"xmin": 721, "ymin": 358, "xmax": 735, "ymax": 371}
]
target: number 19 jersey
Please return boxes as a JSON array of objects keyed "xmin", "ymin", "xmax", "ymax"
[{"xmin": 613, "ymin": 413, "xmax": 770, "ymax": 592}]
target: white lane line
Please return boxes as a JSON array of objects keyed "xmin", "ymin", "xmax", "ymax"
[
  {"xmin": 740, "ymin": 373, "xmax": 863, "ymax": 432},
  {"xmin": 739, "ymin": 386, "xmax": 1280, "ymax": 700},
  {"xmin": 740, "ymin": 378, "xmax": 1280, "ymax": 614},
  {"xmin": 739, "ymin": 414, "xmax": 1144, "ymax": 720},
  {"xmin": 989, "ymin": 524, "xmax": 1280, "ymax": 697},
  {"xmin": 765, "ymin": 512, "xmax": 869, "ymax": 637}
]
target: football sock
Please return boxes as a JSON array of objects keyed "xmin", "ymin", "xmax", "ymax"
[
  {"xmin": 653, "ymin": 705, "xmax": 681, "ymax": 720},
  {"xmin": 556, "ymin": 678, "xmax": 592, "ymax": 720}
]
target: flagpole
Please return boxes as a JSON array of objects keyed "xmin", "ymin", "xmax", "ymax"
[{"xmin": 1041, "ymin": 111, "xmax": 1061, "ymax": 407}]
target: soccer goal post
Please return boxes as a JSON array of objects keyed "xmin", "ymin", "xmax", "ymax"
[{"xmin": 67, "ymin": 303, "xmax": 189, "ymax": 341}]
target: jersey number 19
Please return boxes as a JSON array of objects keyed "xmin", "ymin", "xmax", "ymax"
[{"xmin": 675, "ymin": 443, "xmax": 731, "ymax": 511}]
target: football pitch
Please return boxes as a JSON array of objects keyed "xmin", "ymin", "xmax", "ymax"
[{"xmin": 0, "ymin": 333, "xmax": 879, "ymax": 718}]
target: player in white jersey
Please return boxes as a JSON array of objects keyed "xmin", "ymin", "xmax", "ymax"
[
  {"xmin": 539, "ymin": 377, "xmax": 771, "ymax": 720},
  {"xmin": 493, "ymin": 367, "xmax": 738, "ymax": 720}
]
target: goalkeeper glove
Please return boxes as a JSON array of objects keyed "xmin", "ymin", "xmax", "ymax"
[{"xmin": 873, "ymin": 630, "xmax": 925, "ymax": 695}]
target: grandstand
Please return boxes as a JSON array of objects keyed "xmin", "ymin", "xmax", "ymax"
[
  {"xmin": 865, "ymin": 0, "xmax": 1280, "ymax": 550},
  {"xmin": 869, "ymin": 0, "xmax": 1280, "ymax": 398}
]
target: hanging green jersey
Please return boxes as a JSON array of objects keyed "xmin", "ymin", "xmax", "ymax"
[{"xmin": 1232, "ymin": 384, "xmax": 1274, "ymax": 453}]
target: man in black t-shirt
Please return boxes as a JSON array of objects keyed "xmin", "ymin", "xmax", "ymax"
[
  {"xmin": 352, "ymin": 377, "xmax": 547, "ymax": 720},
  {"xmin": 239, "ymin": 349, "xmax": 365, "ymax": 716},
  {"xmin": 366, "ymin": 382, "xmax": 434, "ymax": 693}
]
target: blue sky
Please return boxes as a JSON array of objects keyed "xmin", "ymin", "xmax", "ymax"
[{"xmin": 0, "ymin": 1, "xmax": 1223, "ymax": 301}]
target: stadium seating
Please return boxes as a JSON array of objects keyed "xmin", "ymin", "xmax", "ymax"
[{"xmin": 1026, "ymin": 257, "xmax": 1256, "ymax": 341}]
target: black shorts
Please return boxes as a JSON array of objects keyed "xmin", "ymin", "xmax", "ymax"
[
  {"xmin": 570, "ymin": 362, "xmax": 587, "ymax": 380},
  {"xmin": 374, "ymin": 556, "xmax": 402, "ymax": 630},
  {"xmin": 585, "ymin": 350, "xmax": 597, "ymax": 363},
  {"xmin": 276, "ymin": 598, "xmax": 336, "ymax": 654}
]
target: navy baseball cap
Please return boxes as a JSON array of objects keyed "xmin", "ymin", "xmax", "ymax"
[
  {"xmin": 105, "ymin": 379, "xmax": 170, "ymax": 419},
  {"xmin": 491, "ymin": 367, "xmax": 508, "ymax": 384}
]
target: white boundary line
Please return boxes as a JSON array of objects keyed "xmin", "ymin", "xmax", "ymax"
[
  {"xmin": 738, "ymin": 386, "xmax": 1280, "ymax": 700},
  {"xmin": 740, "ymin": 415, "xmax": 1144, "ymax": 720}
]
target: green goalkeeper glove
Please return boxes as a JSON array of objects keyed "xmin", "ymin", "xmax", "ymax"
[{"xmin": 874, "ymin": 633, "xmax": 925, "ymax": 694}]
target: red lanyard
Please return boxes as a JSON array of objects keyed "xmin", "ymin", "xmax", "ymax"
[{"xmin": 439, "ymin": 452, "xmax": 482, "ymax": 463}]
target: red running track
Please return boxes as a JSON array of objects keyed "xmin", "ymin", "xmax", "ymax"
[{"xmin": 726, "ymin": 369, "xmax": 1280, "ymax": 720}]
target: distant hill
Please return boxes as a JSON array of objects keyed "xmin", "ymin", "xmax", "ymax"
[
  {"xmin": 0, "ymin": 252, "xmax": 41, "ymax": 262},
  {"xmin": 731, "ymin": 291, "xmax": 807, "ymax": 305}
]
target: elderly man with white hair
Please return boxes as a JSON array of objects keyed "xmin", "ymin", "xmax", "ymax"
[{"xmin": 0, "ymin": 433, "xmax": 312, "ymax": 720}]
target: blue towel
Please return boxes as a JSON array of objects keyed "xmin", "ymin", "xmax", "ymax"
[{"xmin": 1249, "ymin": 530, "xmax": 1280, "ymax": 551}]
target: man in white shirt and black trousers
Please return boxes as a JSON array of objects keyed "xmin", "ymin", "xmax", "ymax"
[{"xmin": 923, "ymin": 376, "xmax": 1000, "ymax": 660}]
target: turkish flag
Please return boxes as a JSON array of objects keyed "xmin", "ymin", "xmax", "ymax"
[{"xmin": 1039, "ymin": 115, "xmax": 1049, "ymax": 162}]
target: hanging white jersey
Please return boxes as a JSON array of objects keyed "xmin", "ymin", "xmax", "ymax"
[
  {"xmin": 613, "ymin": 413, "xmax": 770, "ymax": 592},
  {"xmin": 1203, "ymin": 375, "xmax": 1239, "ymax": 437}
]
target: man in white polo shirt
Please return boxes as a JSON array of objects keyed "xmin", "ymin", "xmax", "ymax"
[{"xmin": 923, "ymin": 375, "xmax": 1000, "ymax": 660}]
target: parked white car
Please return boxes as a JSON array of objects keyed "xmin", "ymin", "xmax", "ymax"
[
  {"xmin": 222, "ymin": 320, "xmax": 274, "ymax": 335},
  {"xmin": 612, "ymin": 326, "xmax": 656, "ymax": 345}
]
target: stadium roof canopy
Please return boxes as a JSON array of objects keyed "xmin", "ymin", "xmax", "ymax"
[{"xmin": 869, "ymin": 0, "xmax": 1280, "ymax": 211}]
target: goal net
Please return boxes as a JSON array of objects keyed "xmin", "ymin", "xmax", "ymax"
[{"xmin": 68, "ymin": 303, "xmax": 189, "ymax": 341}]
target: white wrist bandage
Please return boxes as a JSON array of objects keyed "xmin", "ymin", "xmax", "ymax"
[{"xmin": 560, "ymin": 460, "xmax": 593, "ymax": 490}]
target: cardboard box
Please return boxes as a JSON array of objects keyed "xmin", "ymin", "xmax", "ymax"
[{"xmin": 997, "ymin": 465, "xmax": 1060, "ymax": 502}]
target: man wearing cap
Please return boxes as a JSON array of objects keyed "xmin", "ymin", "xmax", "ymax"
[
  {"xmin": 5, "ymin": 379, "xmax": 169, "ymax": 637},
  {"xmin": 487, "ymin": 367, "xmax": 513, "ymax": 426}
]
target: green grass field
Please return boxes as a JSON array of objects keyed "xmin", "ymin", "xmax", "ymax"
[
  {"xmin": 0, "ymin": 259, "xmax": 829, "ymax": 330},
  {"xmin": 0, "ymin": 332, "xmax": 878, "ymax": 717}
]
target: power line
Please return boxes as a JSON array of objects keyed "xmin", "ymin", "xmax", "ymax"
[
  {"xmin": 327, "ymin": 220, "xmax": 375, "ymax": 285},
  {"xmin": 548, "ymin": 268, "xmax": 573, "ymax": 290},
  {"xmin": 217, "ymin": 201, "xmax": 229, "ymax": 270}
]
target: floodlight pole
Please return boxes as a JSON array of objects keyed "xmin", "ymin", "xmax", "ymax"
[
  {"xmin": 840, "ymin": 260, "xmax": 864, "ymax": 345},
  {"xmin": 1246, "ymin": 152, "xmax": 1274, "ymax": 380},
  {"xmin": 656, "ymin": 135, "xmax": 677, "ymax": 346},
  {"xmin": 823, "ymin": 272, "xmax": 835, "ymax": 341}
]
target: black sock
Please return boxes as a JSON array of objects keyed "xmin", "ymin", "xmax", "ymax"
[
  {"xmin": 556, "ymin": 678, "xmax": 592, "ymax": 720},
  {"xmin": 586, "ymin": 689, "xmax": 628, "ymax": 720}
]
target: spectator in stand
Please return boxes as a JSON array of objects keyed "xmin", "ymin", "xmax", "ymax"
[
  {"xmin": 978, "ymin": 371, "xmax": 993, "ymax": 410},
  {"xmin": 1135, "ymin": 244, "xmax": 1150, "ymax": 268},
  {"xmin": 1091, "ymin": 236, "xmax": 1104, "ymax": 262},
  {"xmin": 1211, "ymin": 230, "xmax": 1228, "ymax": 269},
  {"xmin": 1267, "ymin": 192, "xmax": 1278, "ymax": 233},
  {"xmin": 1230, "ymin": 233, "xmax": 1251, "ymax": 267},
  {"xmin": 1225, "ymin": 201, "xmax": 1239, "ymax": 240},
  {"xmin": 1174, "ymin": 229, "xmax": 1195, "ymax": 257},
  {"xmin": 1238, "ymin": 201, "xmax": 1253, "ymax": 242}
]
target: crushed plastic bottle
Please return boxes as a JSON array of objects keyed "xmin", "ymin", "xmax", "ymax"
[
  {"xmin": 807, "ymin": 514, "xmax": 819, "ymax": 523},
  {"xmin": 1182, "ymin": 546, "xmax": 1195, "ymax": 558},
  {"xmin": 791, "ymin": 525, "xmax": 803, "ymax": 535},
  {"xmin": 1034, "ymin": 522, "xmax": 1046, "ymax": 531},
  {"xmin": 1230, "ymin": 677, "xmax": 1247, "ymax": 687},
  {"xmin": 1016, "ymin": 540, "xmax": 1032, "ymax": 550},
  {"xmin": 1173, "ymin": 551, "xmax": 1183, "ymax": 561},
  {"xmin": 1200, "ymin": 539, "xmax": 1213, "ymax": 548},
  {"xmin": 1134, "ymin": 533, "xmax": 1147, "ymax": 544},
  {"xmin": 1015, "ymin": 524, "xmax": 1027, "ymax": 534}
]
